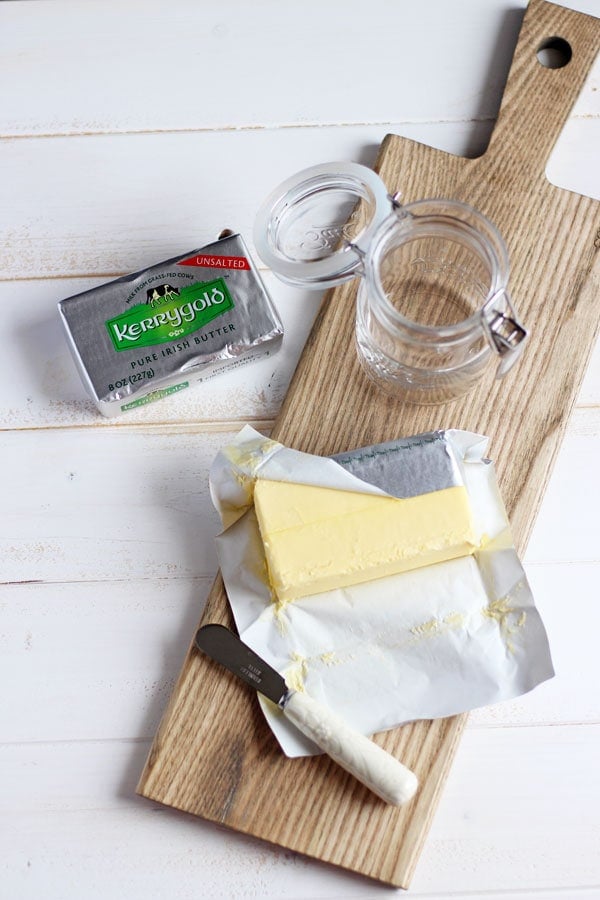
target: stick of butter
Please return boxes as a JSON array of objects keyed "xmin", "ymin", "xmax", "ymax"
[{"xmin": 253, "ymin": 479, "xmax": 478, "ymax": 602}]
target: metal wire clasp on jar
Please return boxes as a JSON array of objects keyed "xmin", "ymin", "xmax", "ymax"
[{"xmin": 254, "ymin": 162, "xmax": 528, "ymax": 404}]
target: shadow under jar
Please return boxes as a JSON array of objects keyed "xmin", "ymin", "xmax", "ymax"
[{"xmin": 254, "ymin": 163, "xmax": 528, "ymax": 405}]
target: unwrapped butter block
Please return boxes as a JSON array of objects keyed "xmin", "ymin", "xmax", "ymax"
[{"xmin": 253, "ymin": 479, "xmax": 478, "ymax": 602}]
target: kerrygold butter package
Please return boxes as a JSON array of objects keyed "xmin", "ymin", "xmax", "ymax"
[{"xmin": 58, "ymin": 233, "xmax": 283, "ymax": 416}]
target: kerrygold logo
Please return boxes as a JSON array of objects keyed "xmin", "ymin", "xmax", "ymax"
[{"xmin": 106, "ymin": 277, "xmax": 234, "ymax": 351}]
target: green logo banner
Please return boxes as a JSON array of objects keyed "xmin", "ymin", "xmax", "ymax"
[{"xmin": 106, "ymin": 277, "xmax": 234, "ymax": 351}]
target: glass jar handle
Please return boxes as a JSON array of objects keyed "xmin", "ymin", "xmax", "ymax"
[{"xmin": 481, "ymin": 289, "xmax": 529, "ymax": 377}]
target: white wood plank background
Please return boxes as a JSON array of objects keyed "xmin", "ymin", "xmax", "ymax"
[{"xmin": 1, "ymin": 1, "xmax": 599, "ymax": 897}]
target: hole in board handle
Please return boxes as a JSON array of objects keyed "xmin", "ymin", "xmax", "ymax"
[{"xmin": 536, "ymin": 36, "xmax": 572, "ymax": 69}]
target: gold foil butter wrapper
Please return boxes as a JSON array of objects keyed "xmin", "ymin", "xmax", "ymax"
[
  {"xmin": 58, "ymin": 234, "xmax": 283, "ymax": 416},
  {"xmin": 209, "ymin": 426, "xmax": 554, "ymax": 758}
]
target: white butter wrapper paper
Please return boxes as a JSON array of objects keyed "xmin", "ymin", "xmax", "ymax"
[{"xmin": 210, "ymin": 426, "xmax": 554, "ymax": 757}]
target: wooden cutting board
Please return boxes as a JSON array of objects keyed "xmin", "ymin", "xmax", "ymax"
[{"xmin": 138, "ymin": 0, "xmax": 600, "ymax": 887}]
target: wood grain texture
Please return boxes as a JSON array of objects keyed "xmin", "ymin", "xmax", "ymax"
[{"xmin": 138, "ymin": 1, "xmax": 600, "ymax": 887}]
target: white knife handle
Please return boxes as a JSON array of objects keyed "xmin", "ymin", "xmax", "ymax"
[{"xmin": 282, "ymin": 691, "xmax": 418, "ymax": 806}]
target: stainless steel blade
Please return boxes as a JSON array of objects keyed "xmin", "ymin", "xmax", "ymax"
[{"xmin": 195, "ymin": 624, "xmax": 287, "ymax": 705}]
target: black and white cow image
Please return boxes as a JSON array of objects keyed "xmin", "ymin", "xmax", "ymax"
[{"xmin": 146, "ymin": 283, "xmax": 180, "ymax": 306}]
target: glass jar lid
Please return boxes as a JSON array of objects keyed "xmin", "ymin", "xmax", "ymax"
[{"xmin": 253, "ymin": 162, "xmax": 390, "ymax": 289}]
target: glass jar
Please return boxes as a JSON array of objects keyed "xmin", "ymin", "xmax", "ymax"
[{"xmin": 254, "ymin": 162, "xmax": 527, "ymax": 404}]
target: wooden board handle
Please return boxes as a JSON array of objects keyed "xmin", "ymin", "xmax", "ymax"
[{"xmin": 485, "ymin": 0, "xmax": 599, "ymax": 175}]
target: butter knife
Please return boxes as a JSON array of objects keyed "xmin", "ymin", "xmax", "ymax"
[{"xmin": 195, "ymin": 624, "xmax": 418, "ymax": 806}]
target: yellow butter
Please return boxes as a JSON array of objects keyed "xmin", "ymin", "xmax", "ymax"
[{"xmin": 253, "ymin": 479, "xmax": 478, "ymax": 602}]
